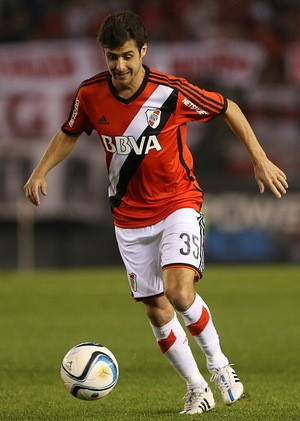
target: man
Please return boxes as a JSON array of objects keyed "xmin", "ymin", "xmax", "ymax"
[{"xmin": 24, "ymin": 11, "xmax": 288, "ymax": 415}]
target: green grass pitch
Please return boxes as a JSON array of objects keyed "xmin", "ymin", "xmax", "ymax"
[{"xmin": 0, "ymin": 265, "xmax": 299, "ymax": 421}]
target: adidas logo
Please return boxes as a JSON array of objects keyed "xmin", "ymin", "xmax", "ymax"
[
  {"xmin": 198, "ymin": 397, "xmax": 212, "ymax": 412},
  {"xmin": 98, "ymin": 115, "xmax": 109, "ymax": 125}
]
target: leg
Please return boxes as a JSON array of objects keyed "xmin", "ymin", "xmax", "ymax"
[
  {"xmin": 163, "ymin": 267, "xmax": 228, "ymax": 368},
  {"xmin": 160, "ymin": 208, "xmax": 223, "ymax": 363},
  {"xmin": 144, "ymin": 294, "xmax": 215, "ymax": 414},
  {"xmin": 144, "ymin": 294, "xmax": 208, "ymax": 390},
  {"xmin": 143, "ymin": 293, "xmax": 174, "ymax": 326},
  {"xmin": 163, "ymin": 267, "xmax": 244, "ymax": 405},
  {"xmin": 115, "ymin": 211, "xmax": 242, "ymax": 410}
]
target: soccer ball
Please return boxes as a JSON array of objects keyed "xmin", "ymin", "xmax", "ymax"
[{"xmin": 60, "ymin": 342, "xmax": 119, "ymax": 400}]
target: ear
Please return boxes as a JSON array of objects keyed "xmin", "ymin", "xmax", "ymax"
[{"xmin": 141, "ymin": 43, "xmax": 147, "ymax": 58}]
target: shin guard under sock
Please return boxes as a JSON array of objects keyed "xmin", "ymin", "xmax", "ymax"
[
  {"xmin": 178, "ymin": 294, "xmax": 229, "ymax": 370},
  {"xmin": 150, "ymin": 313, "xmax": 207, "ymax": 390}
]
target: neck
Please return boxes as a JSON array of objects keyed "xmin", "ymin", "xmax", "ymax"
[{"xmin": 114, "ymin": 65, "xmax": 146, "ymax": 99}]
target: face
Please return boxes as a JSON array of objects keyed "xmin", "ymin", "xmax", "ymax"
[{"xmin": 103, "ymin": 40, "xmax": 147, "ymax": 90}]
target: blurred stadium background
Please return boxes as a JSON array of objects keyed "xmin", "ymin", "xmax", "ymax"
[{"xmin": 0, "ymin": 0, "xmax": 299, "ymax": 269}]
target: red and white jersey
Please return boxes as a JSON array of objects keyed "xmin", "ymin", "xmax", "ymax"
[{"xmin": 62, "ymin": 66, "xmax": 227, "ymax": 228}]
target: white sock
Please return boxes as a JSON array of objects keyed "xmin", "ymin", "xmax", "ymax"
[
  {"xmin": 150, "ymin": 313, "xmax": 207, "ymax": 390},
  {"xmin": 178, "ymin": 294, "xmax": 229, "ymax": 371}
]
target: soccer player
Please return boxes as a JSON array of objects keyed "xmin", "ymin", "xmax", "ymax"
[{"xmin": 24, "ymin": 11, "xmax": 288, "ymax": 414}]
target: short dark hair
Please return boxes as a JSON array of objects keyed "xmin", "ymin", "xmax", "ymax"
[{"xmin": 97, "ymin": 10, "xmax": 147, "ymax": 51}]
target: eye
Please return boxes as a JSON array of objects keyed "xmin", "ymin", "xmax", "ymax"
[{"xmin": 107, "ymin": 53, "xmax": 117, "ymax": 61}]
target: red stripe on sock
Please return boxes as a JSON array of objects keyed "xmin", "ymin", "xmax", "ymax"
[
  {"xmin": 187, "ymin": 306, "xmax": 210, "ymax": 336},
  {"xmin": 158, "ymin": 330, "xmax": 176, "ymax": 353}
]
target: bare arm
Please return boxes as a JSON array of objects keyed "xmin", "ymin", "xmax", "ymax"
[
  {"xmin": 24, "ymin": 130, "xmax": 79, "ymax": 206},
  {"xmin": 223, "ymin": 99, "xmax": 288, "ymax": 198}
]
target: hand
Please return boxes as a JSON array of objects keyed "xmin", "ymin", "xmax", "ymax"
[
  {"xmin": 254, "ymin": 157, "xmax": 288, "ymax": 198},
  {"xmin": 23, "ymin": 174, "xmax": 47, "ymax": 206}
]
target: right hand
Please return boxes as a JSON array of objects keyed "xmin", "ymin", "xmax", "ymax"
[{"xmin": 23, "ymin": 174, "xmax": 47, "ymax": 206}]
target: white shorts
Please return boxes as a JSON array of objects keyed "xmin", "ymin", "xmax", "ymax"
[{"xmin": 115, "ymin": 208, "xmax": 205, "ymax": 301}]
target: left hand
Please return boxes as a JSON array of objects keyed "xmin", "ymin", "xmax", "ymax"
[{"xmin": 254, "ymin": 156, "xmax": 288, "ymax": 198}]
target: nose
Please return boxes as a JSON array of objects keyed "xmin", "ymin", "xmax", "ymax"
[{"xmin": 116, "ymin": 57, "xmax": 126, "ymax": 71}]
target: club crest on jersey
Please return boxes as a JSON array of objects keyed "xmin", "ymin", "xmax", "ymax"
[
  {"xmin": 128, "ymin": 273, "xmax": 137, "ymax": 292},
  {"xmin": 146, "ymin": 109, "xmax": 161, "ymax": 129}
]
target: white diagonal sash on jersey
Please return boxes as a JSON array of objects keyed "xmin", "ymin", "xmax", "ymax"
[{"xmin": 108, "ymin": 84, "xmax": 174, "ymax": 197}]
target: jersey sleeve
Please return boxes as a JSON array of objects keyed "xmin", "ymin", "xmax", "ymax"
[
  {"xmin": 176, "ymin": 78, "xmax": 228, "ymax": 123},
  {"xmin": 61, "ymin": 88, "xmax": 94, "ymax": 136}
]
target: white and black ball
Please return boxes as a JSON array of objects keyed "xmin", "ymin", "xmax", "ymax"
[{"xmin": 60, "ymin": 342, "xmax": 119, "ymax": 400}]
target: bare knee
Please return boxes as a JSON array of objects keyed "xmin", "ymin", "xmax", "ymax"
[
  {"xmin": 143, "ymin": 268, "xmax": 197, "ymax": 325},
  {"xmin": 143, "ymin": 295, "xmax": 174, "ymax": 327},
  {"xmin": 163, "ymin": 268, "xmax": 196, "ymax": 312}
]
